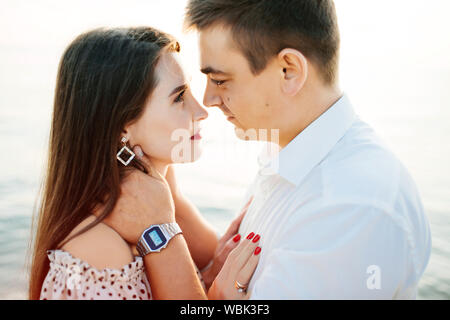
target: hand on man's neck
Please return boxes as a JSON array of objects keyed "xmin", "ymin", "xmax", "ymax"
[{"xmin": 149, "ymin": 159, "xmax": 169, "ymax": 178}]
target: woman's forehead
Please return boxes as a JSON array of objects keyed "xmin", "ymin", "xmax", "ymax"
[{"xmin": 155, "ymin": 51, "xmax": 187, "ymax": 86}]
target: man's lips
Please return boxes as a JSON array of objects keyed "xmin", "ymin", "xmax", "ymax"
[
  {"xmin": 222, "ymin": 111, "xmax": 235, "ymax": 119},
  {"xmin": 225, "ymin": 113, "xmax": 236, "ymax": 122},
  {"xmin": 220, "ymin": 105, "xmax": 233, "ymax": 115}
]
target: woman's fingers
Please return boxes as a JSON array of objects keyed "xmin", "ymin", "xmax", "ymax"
[
  {"xmin": 216, "ymin": 233, "xmax": 241, "ymax": 265},
  {"xmin": 236, "ymin": 233, "xmax": 260, "ymax": 269},
  {"xmin": 238, "ymin": 196, "xmax": 253, "ymax": 218},
  {"xmin": 228, "ymin": 232, "xmax": 260, "ymax": 271},
  {"xmin": 132, "ymin": 145, "xmax": 165, "ymax": 182},
  {"xmin": 243, "ymin": 196, "xmax": 254, "ymax": 212},
  {"xmin": 208, "ymin": 232, "xmax": 262, "ymax": 300},
  {"xmin": 219, "ymin": 196, "xmax": 254, "ymax": 249},
  {"xmin": 228, "ymin": 233, "xmax": 261, "ymax": 298},
  {"xmin": 236, "ymin": 246, "xmax": 261, "ymax": 299},
  {"xmin": 228, "ymin": 196, "xmax": 253, "ymax": 234},
  {"xmin": 214, "ymin": 197, "xmax": 253, "ymax": 256},
  {"xmin": 233, "ymin": 196, "xmax": 253, "ymax": 229}
]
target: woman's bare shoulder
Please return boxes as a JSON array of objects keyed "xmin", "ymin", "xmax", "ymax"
[{"xmin": 60, "ymin": 215, "xmax": 135, "ymax": 270}]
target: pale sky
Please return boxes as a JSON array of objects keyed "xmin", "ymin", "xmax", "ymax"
[{"xmin": 0, "ymin": 0, "xmax": 449, "ymax": 204}]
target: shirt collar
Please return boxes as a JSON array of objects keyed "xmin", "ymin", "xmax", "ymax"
[{"xmin": 258, "ymin": 94, "xmax": 357, "ymax": 186}]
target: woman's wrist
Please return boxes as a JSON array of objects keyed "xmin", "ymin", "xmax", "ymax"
[
  {"xmin": 206, "ymin": 281, "xmax": 222, "ymax": 300},
  {"xmin": 200, "ymin": 262, "xmax": 214, "ymax": 290},
  {"xmin": 142, "ymin": 234, "xmax": 207, "ymax": 299},
  {"xmin": 165, "ymin": 165, "xmax": 183, "ymax": 203}
]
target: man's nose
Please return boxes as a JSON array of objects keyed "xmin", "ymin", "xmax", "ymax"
[{"xmin": 203, "ymin": 86, "xmax": 222, "ymax": 108}]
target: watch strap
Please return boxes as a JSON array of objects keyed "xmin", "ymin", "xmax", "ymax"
[
  {"xmin": 136, "ymin": 238, "xmax": 149, "ymax": 257},
  {"xmin": 160, "ymin": 222, "xmax": 182, "ymax": 239},
  {"xmin": 136, "ymin": 222, "xmax": 182, "ymax": 257}
]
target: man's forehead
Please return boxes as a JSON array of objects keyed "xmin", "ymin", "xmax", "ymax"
[
  {"xmin": 198, "ymin": 25, "xmax": 242, "ymax": 75},
  {"xmin": 199, "ymin": 23, "xmax": 234, "ymax": 48}
]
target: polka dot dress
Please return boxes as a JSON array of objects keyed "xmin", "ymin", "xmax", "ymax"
[{"xmin": 40, "ymin": 250, "xmax": 152, "ymax": 300}]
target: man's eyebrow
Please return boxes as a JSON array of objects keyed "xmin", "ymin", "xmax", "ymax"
[
  {"xmin": 200, "ymin": 66, "xmax": 230, "ymax": 76},
  {"xmin": 169, "ymin": 84, "xmax": 188, "ymax": 97}
]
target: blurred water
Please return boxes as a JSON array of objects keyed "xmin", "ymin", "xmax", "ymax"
[{"xmin": 0, "ymin": 0, "xmax": 449, "ymax": 299}]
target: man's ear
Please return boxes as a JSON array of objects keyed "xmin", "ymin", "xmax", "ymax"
[{"xmin": 278, "ymin": 48, "xmax": 308, "ymax": 96}]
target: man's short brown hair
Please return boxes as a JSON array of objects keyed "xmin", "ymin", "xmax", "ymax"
[{"xmin": 185, "ymin": 0, "xmax": 340, "ymax": 85}]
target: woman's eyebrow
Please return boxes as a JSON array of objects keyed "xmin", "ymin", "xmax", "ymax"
[{"xmin": 169, "ymin": 84, "xmax": 188, "ymax": 97}]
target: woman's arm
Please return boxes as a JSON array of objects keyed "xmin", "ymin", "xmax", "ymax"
[
  {"xmin": 99, "ymin": 167, "xmax": 260, "ymax": 300},
  {"xmin": 97, "ymin": 169, "xmax": 207, "ymax": 299},
  {"xmin": 165, "ymin": 165, "xmax": 218, "ymax": 269},
  {"xmin": 142, "ymin": 234, "xmax": 207, "ymax": 299},
  {"xmin": 164, "ymin": 165, "xmax": 255, "ymax": 290}
]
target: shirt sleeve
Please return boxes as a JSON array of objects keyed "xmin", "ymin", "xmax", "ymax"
[{"xmin": 249, "ymin": 203, "xmax": 418, "ymax": 299}]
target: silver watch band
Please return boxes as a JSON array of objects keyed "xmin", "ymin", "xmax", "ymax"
[
  {"xmin": 136, "ymin": 238, "xmax": 148, "ymax": 257},
  {"xmin": 161, "ymin": 222, "xmax": 182, "ymax": 238},
  {"xmin": 136, "ymin": 222, "xmax": 182, "ymax": 257}
]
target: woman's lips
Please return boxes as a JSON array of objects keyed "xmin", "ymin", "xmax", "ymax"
[{"xmin": 190, "ymin": 132, "xmax": 202, "ymax": 140}]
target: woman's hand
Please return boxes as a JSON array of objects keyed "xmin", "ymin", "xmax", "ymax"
[
  {"xmin": 201, "ymin": 197, "xmax": 253, "ymax": 289},
  {"xmin": 94, "ymin": 149, "xmax": 175, "ymax": 244},
  {"xmin": 207, "ymin": 232, "xmax": 261, "ymax": 300}
]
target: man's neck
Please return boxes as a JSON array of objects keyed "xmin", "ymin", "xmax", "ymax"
[{"xmin": 279, "ymin": 85, "xmax": 343, "ymax": 148}]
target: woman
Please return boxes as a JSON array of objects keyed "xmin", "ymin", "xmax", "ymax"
[{"xmin": 28, "ymin": 27, "xmax": 261, "ymax": 300}]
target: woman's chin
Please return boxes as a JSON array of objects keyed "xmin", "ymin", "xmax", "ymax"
[
  {"xmin": 169, "ymin": 145, "xmax": 203, "ymax": 163},
  {"xmin": 188, "ymin": 145, "xmax": 203, "ymax": 163}
]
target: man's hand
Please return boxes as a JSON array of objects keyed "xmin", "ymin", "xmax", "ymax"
[
  {"xmin": 201, "ymin": 196, "xmax": 253, "ymax": 289},
  {"xmin": 94, "ymin": 149, "xmax": 175, "ymax": 245}
]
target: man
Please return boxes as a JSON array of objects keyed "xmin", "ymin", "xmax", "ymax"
[{"xmin": 183, "ymin": 0, "xmax": 431, "ymax": 299}]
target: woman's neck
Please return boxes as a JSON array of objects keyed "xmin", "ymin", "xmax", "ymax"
[{"xmin": 149, "ymin": 159, "xmax": 169, "ymax": 178}]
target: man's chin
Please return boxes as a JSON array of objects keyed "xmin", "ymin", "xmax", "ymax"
[
  {"xmin": 233, "ymin": 126, "xmax": 280, "ymax": 144},
  {"xmin": 234, "ymin": 126, "xmax": 260, "ymax": 142}
]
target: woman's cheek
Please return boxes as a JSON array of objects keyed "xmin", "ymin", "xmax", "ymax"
[
  {"xmin": 134, "ymin": 118, "xmax": 169, "ymax": 162},
  {"xmin": 138, "ymin": 110, "xmax": 194, "ymax": 163},
  {"xmin": 167, "ymin": 120, "xmax": 195, "ymax": 163}
]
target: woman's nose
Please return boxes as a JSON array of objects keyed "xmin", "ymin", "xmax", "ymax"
[{"xmin": 193, "ymin": 100, "xmax": 209, "ymax": 122}]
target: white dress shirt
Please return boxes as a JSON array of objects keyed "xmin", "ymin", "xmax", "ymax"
[{"xmin": 238, "ymin": 94, "xmax": 431, "ymax": 299}]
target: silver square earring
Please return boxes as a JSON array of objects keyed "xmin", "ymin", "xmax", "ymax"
[{"xmin": 116, "ymin": 137, "xmax": 135, "ymax": 166}]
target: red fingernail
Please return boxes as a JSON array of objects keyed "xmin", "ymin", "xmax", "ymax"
[
  {"xmin": 252, "ymin": 234, "xmax": 260, "ymax": 243},
  {"xmin": 233, "ymin": 234, "xmax": 241, "ymax": 242},
  {"xmin": 247, "ymin": 232, "xmax": 255, "ymax": 240},
  {"xmin": 254, "ymin": 247, "xmax": 261, "ymax": 255}
]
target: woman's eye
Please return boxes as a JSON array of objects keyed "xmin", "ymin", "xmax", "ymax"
[{"xmin": 174, "ymin": 90, "xmax": 185, "ymax": 103}]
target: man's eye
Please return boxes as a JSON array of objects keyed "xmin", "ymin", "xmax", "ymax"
[
  {"xmin": 211, "ymin": 79, "xmax": 226, "ymax": 86},
  {"xmin": 174, "ymin": 90, "xmax": 185, "ymax": 103}
]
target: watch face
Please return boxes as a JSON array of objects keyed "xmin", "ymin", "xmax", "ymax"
[{"xmin": 143, "ymin": 226, "xmax": 167, "ymax": 251}]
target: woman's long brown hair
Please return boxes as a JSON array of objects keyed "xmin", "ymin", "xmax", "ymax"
[{"xmin": 27, "ymin": 27, "xmax": 180, "ymax": 300}]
